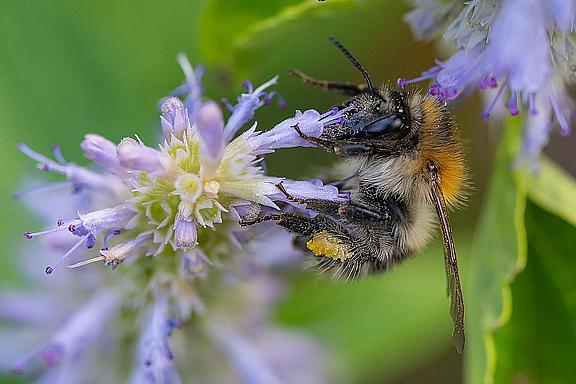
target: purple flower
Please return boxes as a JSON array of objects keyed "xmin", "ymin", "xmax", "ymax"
[
  {"xmin": 401, "ymin": 0, "xmax": 576, "ymax": 165},
  {"xmin": 7, "ymin": 55, "xmax": 335, "ymax": 382}
]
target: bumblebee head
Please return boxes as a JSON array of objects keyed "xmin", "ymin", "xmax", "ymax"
[{"xmin": 329, "ymin": 88, "xmax": 415, "ymax": 153}]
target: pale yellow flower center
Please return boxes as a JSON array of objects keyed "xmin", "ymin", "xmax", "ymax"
[{"xmin": 175, "ymin": 173, "xmax": 202, "ymax": 202}]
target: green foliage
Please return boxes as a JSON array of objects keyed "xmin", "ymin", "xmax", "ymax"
[
  {"xmin": 465, "ymin": 121, "xmax": 528, "ymax": 384},
  {"xmin": 199, "ymin": 0, "xmax": 359, "ymax": 67},
  {"xmin": 526, "ymin": 157, "xmax": 576, "ymax": 227},
  {"xmin": 278, "ymin": 242, "xmax": 464, "ymax": 384},
  {"xmin": 493, "ymin": 202, "xmax": 576, "ymax": 383},
  {"xmin": 466, "ymin": 118, "xmax": 576, "ymax": 384}
]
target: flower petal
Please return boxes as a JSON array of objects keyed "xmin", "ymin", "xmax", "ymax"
[{"xmin": 197, "ymin": 101, "xmax": 225, "ymax": 164}]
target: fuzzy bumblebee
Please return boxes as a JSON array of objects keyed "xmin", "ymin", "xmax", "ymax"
[{"xmin": 242, "ymin": 37, "xmax": 467, "ymax": 353}]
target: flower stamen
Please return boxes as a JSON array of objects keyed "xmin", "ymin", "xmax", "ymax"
[
  {"xmin": 482, "ymin": 81, "xmax": 508, "ymax": 121},
  {"xmin": 45, "ymin": 234, "xmax": 90, "ymax": 274}
]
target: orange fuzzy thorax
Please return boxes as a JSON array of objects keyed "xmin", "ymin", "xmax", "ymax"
[{"xmin": 418, "ymin": 98, "xmax": 467, "ymax": 206}]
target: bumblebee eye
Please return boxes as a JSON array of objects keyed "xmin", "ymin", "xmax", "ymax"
[{"xmin": 361, "ymin": 114, "xmax": 404, "ymax": 137}]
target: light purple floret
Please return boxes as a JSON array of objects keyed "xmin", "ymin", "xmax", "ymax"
[
  {"xmin": 255, "ymin": 108, "xmax": 347, "ymax": 151},
  {"xmin": 196, "ymin": 101, "xmax": 225, "ymax": 163},
  {"xmin": 401, "ymin": 0, "xmax": 576, "ymax": 164},
  {"xmin": 223, "ymin": 76, "xmax": 279, "ymax": 143}
]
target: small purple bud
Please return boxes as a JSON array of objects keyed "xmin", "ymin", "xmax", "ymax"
[
  {"xmin": 174, "ymin": 217, "xmax": 198, "ymax": 248},
  {"xmin": 397, "ymin": 78, "xmax": 408, "ymax": 88},
  {"xmin": 160, "ymin": 97, "xmax": 188, "ymax": 139},
  {"xmin": 81, "ymin": 134, "xmax": 123, "ymax": 174},
  {"xmin": 197, "ymin": 101, "xmax": 225, "ymax": 162},
  {"xmin": 117, "ymin": 138, "xmax": 163, "ymax": 172}
]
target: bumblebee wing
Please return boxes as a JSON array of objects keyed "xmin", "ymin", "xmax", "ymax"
[{"xmin": 429, "ymin": 165, "xmax": 465, "ymax": 353}]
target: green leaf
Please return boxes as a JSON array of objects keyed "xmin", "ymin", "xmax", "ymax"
[
  {"xmin": 465, "ymin": 122, "xmax": 528, "ymax": 384},
  {"xmin": 526, "ymin": 157, "xmax": 576, "ymax": 227},
  {"xmin": 493, "ymin": 202, "xmax": 576, "ymax": 383},
  {"xmin": 198, "ymin": 0, "xmax": 359, "ymax": 66}
]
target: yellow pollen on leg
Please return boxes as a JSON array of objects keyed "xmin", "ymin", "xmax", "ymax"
[{"xmin": 306, "ymin": 231, "xmax": 352, "ymax": 261}]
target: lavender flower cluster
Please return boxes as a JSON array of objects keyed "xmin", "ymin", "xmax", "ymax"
[
  {"xmin": 402, "ymin": 0, "xmax": 576, "ymax": 168},
  {"xmin": 1, "ymin": 55, "xmax": 348, "ymax": 383}
]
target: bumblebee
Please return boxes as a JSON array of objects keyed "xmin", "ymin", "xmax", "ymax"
[{"xmin": 244, "ymin": 37, "xmax": 467, "ymax": 352}]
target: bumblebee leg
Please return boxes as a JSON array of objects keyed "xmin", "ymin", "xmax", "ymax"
[
  {"xmin": 276, "ymin": 182, "xmax": 343, "ymax": 216},
  {"xmin": 277, "ymin": 214, "xmax": 325, "ymax": 237},
  {"xmin": 292, "ymin": 124, "xmax": 340, "ymax": 153},
  {"xmin": 276, "ymin": 182, "xmax": 389, "ymax": 224},
  {"xmin": 334, "ymin": 143, "xmax": 374, "ymax": 157},
  {"xmin": 240, "ymin": 212, "xmax": 325, "ymax": 237},
  {"xmin": 338, "ymin": 202, "xmax": 389, "ymax": 222},
  {"xmin": 291, "ymin": 124, "xmax": 375, "ymax": 157},
  {"xmin": 239, "ymin": 214, "xmax": 283, "ymax": 227},
  {"xmin": 289, "ymin": 69, "xmax": 368, "ymax": 96}
]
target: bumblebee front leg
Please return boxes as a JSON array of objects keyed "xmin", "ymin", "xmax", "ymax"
[
  {"xmin": 276, "ymin": 182, "xmax": 343, "ymax": 216},
  {"xmin": 276, "ymin": 183, "xmax": 387, "ymax": 223},
  {"xmin": 240, "ymin": 212, "xmax": 324, "ymax": 237},
  {"xmin": 289, "ymin": 69, "xmax": 368, "ymax": 96},
  {"xmin": 293, "ymin": 124, "xmax": 373, "ymax": 156}
]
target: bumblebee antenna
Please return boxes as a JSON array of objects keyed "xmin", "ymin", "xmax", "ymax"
[{"xmin": 328, "ymin": 36, "xmax": 376, "ymax": 96}]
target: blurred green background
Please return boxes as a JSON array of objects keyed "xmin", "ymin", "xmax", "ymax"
[{"xmin": 2, "ymin": 1, "xmax": 576, "ymax": 383}]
